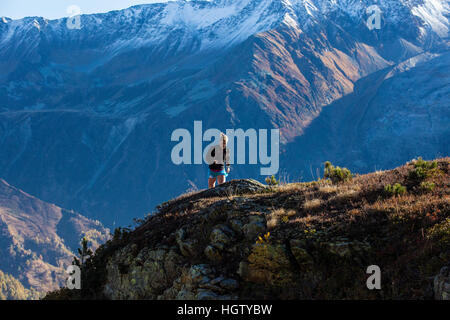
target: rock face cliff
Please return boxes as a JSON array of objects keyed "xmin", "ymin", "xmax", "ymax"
[
  {"xmin": 434, "ymin": 265, "xmax": 450, "ymax": 300},
  {"xmin": 46, "ymin": 158, "xmax": 449, "ymax": 300}
]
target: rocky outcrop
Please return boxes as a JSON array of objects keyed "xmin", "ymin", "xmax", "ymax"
[
  {"xmin": 158, "ymin": 179, "xmax": 269, "ymax": 212},
  {"xmin": 102, "ymin": 180, "xmax": 267, "ymax": 300},
  {"xmin": 434, "ymin": 266, "xmax": 450, "ymax": 300},
  {"xmin": 103, "ymin": 244, "xmax": 183, "ymax": 299},
  {"xmin": 103, "ymin": 244, "xmax": 240, "ymax": 300},
  {"xmin": 160, "ymin": 264, "xmax": 239, "ymax": 300},
  {"xmin": 47, "ymin": 160, "xmax": 450, "ymax": 300}
]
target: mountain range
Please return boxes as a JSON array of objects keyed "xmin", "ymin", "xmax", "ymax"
[{"xmin": 0, "ymin": 0, "xmax": 448, "ymax": 228}]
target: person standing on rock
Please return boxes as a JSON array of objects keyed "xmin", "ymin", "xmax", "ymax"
[{"xmin": 207, "ymin": 132, "xmax": 230, "ymax": 188}]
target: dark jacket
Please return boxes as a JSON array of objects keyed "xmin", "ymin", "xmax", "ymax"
[{"xmin": 207, "ymin": 145, "xmax": 230, "ymax": 171}]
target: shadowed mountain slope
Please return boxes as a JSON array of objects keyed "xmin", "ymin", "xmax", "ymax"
[{"xmin": 0, "ymin": 178, "xmax": 109, "ymax": 294}]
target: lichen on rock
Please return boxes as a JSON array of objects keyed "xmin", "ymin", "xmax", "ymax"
[{"xmin": 103, "ymin": 246, "xmax": 183, "ymax": 299}]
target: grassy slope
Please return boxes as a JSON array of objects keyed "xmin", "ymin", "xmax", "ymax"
[{"xmin": 46, "ymin": 158, "xmax": 449, "ymax": 300}]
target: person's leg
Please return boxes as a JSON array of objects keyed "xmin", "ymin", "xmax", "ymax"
[
  {"xmin": 217, "ymin": 175, "xmax": 226, "ymax": 185},
  {"xmin": 208, "ymin": 177, "xmax": 217, "ymax": 189}
]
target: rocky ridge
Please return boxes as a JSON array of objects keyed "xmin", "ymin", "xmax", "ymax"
[{"xmin": 46, "ymin": 158, "xmax": 450, "ymax": 300}]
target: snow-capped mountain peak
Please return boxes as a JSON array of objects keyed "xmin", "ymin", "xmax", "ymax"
[{"xmin": 0, "ymin": 0, "xmax": 448, "ymax": 57}]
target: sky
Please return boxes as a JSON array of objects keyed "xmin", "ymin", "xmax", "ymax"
[{"xmin": 0, "ymin": 0, "xmax": 169, "ymax": 20}]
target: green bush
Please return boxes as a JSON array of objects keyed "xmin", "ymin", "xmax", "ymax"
[
  {"xmin": 384, "ymin": 183, "xmax": 407, "ymax": 196},
  {"xmin": 427, "ymin": 218, "xmax": 450, "ymax": 249},
  {"xmin": 409, "ymin": 157, "xmax": 438, "ymax": 181},
  {"xmin": 420, "ymin": 181, "xmax": 436, "ymax": 192},
  {"xmin": 324, "ymin": 161, "xmax": 352, "ymax": 184},
  {"xmin": 265, "ymin": 175, "xmax": 279, "ymax": 186}
]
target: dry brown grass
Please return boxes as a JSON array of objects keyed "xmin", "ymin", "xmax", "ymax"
[
  {"xmin": 303, "ymin": 198, "xmax": 323, "ymax": 211},
  {"xmin": 329, "ymin": 185, "xmax": 361, "ymax": 201},
  {"xmin": 319, "ymin": 184, "xmax": 338, "ymax": 194},
  {"xmin": 267, "ymin": 208, "xmax": 297, "ymax": 228}
]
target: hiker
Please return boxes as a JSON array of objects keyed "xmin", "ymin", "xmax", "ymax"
[{"xmin": 207, "ymin": 132, "xmax": 230, "ymax": 188}]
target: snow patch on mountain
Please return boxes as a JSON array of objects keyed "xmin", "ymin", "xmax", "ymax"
[
  {"xmin": 161, "ymin": 0, "xmax": 247, "ymax": 28},
  {"xmin": 32, "ymin": 19, "xmax": 41, "ymax": 31},
  {"xmin": 412, "ymin": 0, "xmax": 449, "ymax": 38},
  {"xmin": 282, "ymin": 13, "xmax": 301, "ymax": 29}
]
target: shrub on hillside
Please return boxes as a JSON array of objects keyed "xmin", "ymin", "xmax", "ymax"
[
  {"xmin": 323, "ymin": 161, "xmax": 352, "ymax": 184},
  {"xmin": 384, "ymin": 183, "xmax": 407, "ymax": 196},
  {"xmin": 409, "ymin": 157, "xmax": 438, "ymax": 182},
  {"xmin": 420, "ymin": 181, "xmax": 436, "ymax": 193},
  {"xmin": 265, "ymin": 175, "xmax": 279, "ymax": 187}
]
